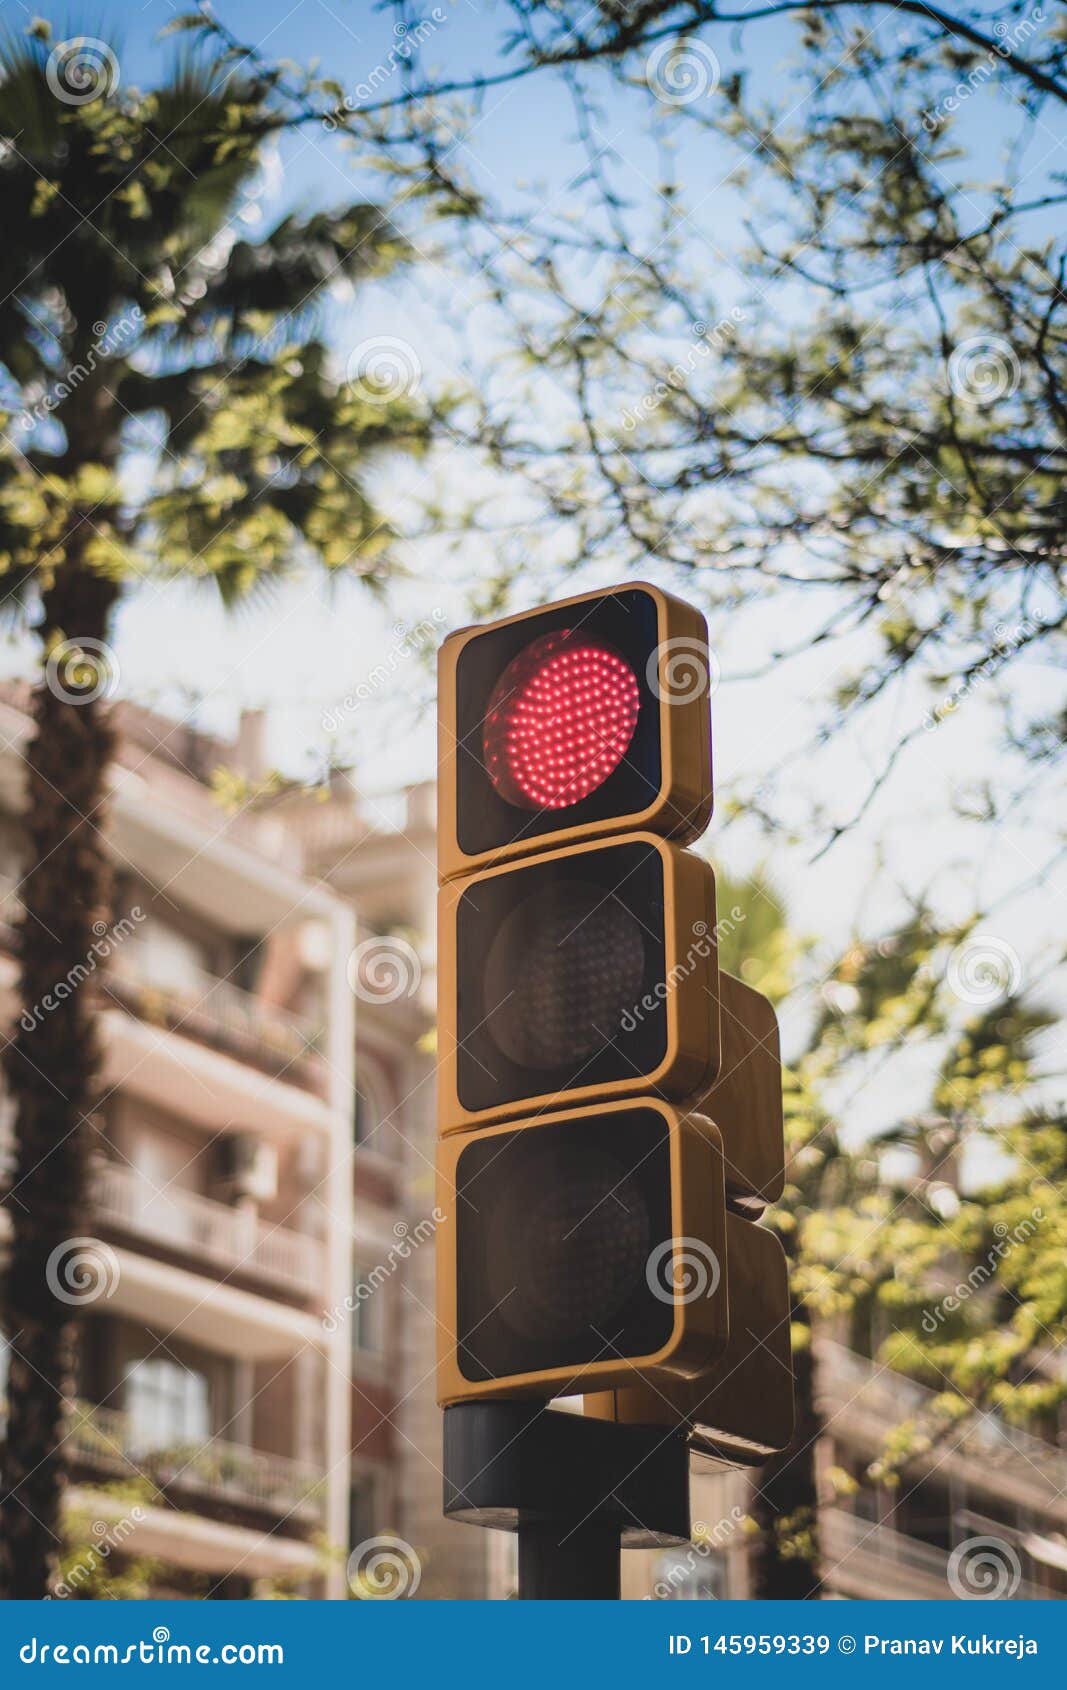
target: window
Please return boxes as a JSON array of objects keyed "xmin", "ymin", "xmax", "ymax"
[
  {"xmin": 350, "ymin": 1266, "xmax": 386, "ymax": 1358},
  {"xmin": 353, "ymin": 1086, "xmax": 376, "ymax": 1149},
  {"xmin": 348, "ymin": 1471, "xmax": 379, "ymax": 1549},
  {"xmin": 125, "ymin": 1357, "xmax": 210, "ymax": 1453},
  {"xmin": 129, "ymin": 918, "xmax": 210, "ymax": 995},
  {"xmin": 0, "ymin": 1330, "xmax": 9, "ymax": 1436},
  {"xmin": 354, "ymin": 1064, "xmax": 392, "ymax": 1152}
]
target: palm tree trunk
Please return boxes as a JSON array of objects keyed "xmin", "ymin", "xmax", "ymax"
[
  {"xmin": 748, "ymin": 1303, "xmax": 822, "ymax": 1598},
  {"xmin": 1, "ymin": 563, "xmax": 118, "ymax": 1598}
]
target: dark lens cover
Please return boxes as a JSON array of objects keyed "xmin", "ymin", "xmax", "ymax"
[
  {"xmin": 455, "ymin": 1109, "xmax": 675, "ymax": 1381},
  {"xmin": 455, "ymin": 840, "xmax": 668, "ymax": 1114}
]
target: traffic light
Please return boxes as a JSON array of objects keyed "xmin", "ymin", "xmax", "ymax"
[
  {"xmin": 437, "ymin": 833, "xmax": 719, "ymax": 1130},
  {"xmin": 438, "ymin": 582, "xmax": 713, "ymax": 881},
  {"xmin": 436, "ymin": 1101, "xmax": 730, "ymax": 1404},
  {"xmin": 584, "ymin": 1214, "xmax": 794, "ymax": 1463},
  {"xmin": 434, "ymin": 581, "xmax": 793, "ymax": 1489}
]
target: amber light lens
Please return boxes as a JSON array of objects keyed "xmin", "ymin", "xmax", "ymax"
[{"xmin": 483, "ymin": 630, "xmax": 641, "ymax": 812}]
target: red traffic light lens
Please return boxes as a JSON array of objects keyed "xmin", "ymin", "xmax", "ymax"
[{"xmin": 483, "ymin": 630, "xmax": 640, "ymax": 811}]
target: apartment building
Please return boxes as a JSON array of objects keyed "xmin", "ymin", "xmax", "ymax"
[
  {"xmin": 0, "ymin": 690, "xmax": 357, "ymax": 1596},
  {"xmin": 0, "ymin": 688, "xmax": 500, "ymax": 1599}
]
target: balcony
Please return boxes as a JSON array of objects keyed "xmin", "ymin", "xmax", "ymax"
[
  {"xmin": 0, "ymin": 882, "xmax": 328, "ymax": 1091},
  {"xmin": 816, "ymin": 1339, "xmax": 1067, "ymax": 1521},
  {"xmin": 69, "ymin": 1398, "xmax": 325, "ymax": 1528},
  {"xmin": 103, "ymin": 949, "xmax": 326, "ymax": 1091},
  {"xmin": 92, "ymin": 1161, "xmax": 323, "ymax": 1302},
  {"xmin": 822, "ymin": 1509, "xmax": 1049, "ymax": 1601}
]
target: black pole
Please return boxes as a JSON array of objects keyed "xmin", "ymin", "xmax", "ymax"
[
  {"xmin": 518, "ymin": 1522, "xmax": 621, "ymax": 1600},
  {"xmin": 443, "ymin": 1402, "xmax": 690, "ymax": 1600}
]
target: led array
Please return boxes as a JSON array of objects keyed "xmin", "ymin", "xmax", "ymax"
[
  {"xmin": 483, "ymin": 630, "xmax": 641, "ymax": 811},
  {"xmin": 485, "ymin": 881, "xmax": 646, "ymax": 1071},
  {"xmin": 487, "ymin": 1150, "xmax": 652, "ymax": 1341}
]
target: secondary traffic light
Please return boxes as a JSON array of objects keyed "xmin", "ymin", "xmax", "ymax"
[
  {"xmin": 584, "ymin": 1214, "xmax": 794, "ymax": 1462},
  {"xmin": 437, "ymin": 832, "xmax": 719, "ymax": 1130},
  {"xmin": 699, "ymin": 971, "xmax": 784, "ymax": 1217},
  {"xmin": 438, "ymin": 582, "xmax": 713, "ymax": 880},
  {"xmin": 436, "ymin": 1101, "xmax": 730, "ymax": 1404}
]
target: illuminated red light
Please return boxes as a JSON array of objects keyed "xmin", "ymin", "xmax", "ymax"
[{"xmin": 483, "ymin": 630, "xmax": 641, "ymax": 810}]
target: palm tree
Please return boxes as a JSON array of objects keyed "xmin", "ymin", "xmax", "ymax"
[{"xmin": 0, "ymin": 19, "xmax": 425, "ymax": 1595}]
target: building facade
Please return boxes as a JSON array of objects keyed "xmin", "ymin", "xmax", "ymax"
[
  {"xmin": 0, "ymin": 692, "xmax": 500, "ymax": 1597},
  {"xmin": 0, "ymin": 691, "xmax": 356, "ymax": 1594}
]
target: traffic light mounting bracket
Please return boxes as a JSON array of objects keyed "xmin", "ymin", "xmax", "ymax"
[{"xmin": 443, "ymin": 1399, "xmax": 690, "ymax": 1598}]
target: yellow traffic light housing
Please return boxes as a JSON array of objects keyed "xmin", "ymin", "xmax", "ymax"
[
  {"xmin": 438, "ymin": 582, "xmax": 713, "ymax": 881},
  {"xmin": 700, "ymin": 971, "xmax": 785, "ymax": 1217},
  {"xmin": 437, "ymin": 832, "xmax": 719, "ymax": 1132},
  {"xmin": 436, "ymin": 1101, "xmax": 729, "ymax": 1405},
  {"xmin": 434, "ymin": 579, "xmax": 793, "ymax": 1537},
  {"xmin": 585, "ymin": 1213, "xmax": 794, "ymax": 1462}
]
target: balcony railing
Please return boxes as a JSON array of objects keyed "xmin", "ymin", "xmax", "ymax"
[
  {"xmin": 104, "ymin": 949, "xmax": 326, "ymax": 1085},
  {"xmin": 0, "ymin": 1098, "xmax": 13, "ymax": 1185},
  {"xmin": 69, "ymin": 1398, "xmax": 325, "ymax": 1526},
  {"xmin": 92, "ymin": 1160, "xmax": 323, "ymax": 1300},
  {"xmin": 822, "ymin": 1509, "xmax": 1050, "ymax": 1601},
  {"xmin": 0, "ymin": 887, "xmax": 327, "ymax": 1088},
  {"xmin": 816, "ymin": 1338, "xmax": 1067, "ymax": 1496}
]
